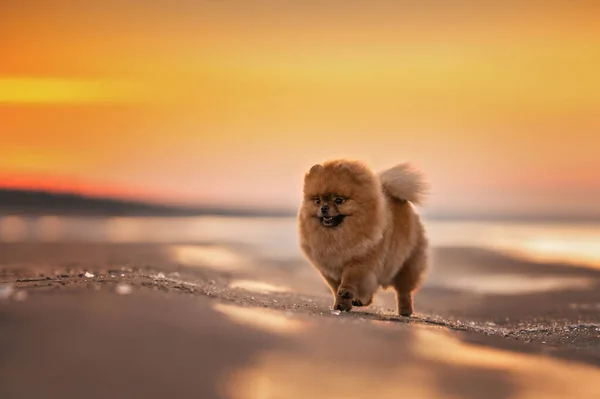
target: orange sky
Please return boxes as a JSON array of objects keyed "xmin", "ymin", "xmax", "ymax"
[{"xmin": 1, "ymin": 1, "xmax": 599, "ymax": 216}]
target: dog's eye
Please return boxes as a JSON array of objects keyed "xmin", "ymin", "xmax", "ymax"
[
  {"xmin": 313, "ymin": 197, "xmax": 321, "ymax": 205},
  {"xmin": 334, "ymin": 197, "xmax": 345, "ymax": 205}
]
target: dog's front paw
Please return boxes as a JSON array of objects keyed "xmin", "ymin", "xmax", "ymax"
[
  {"xmin": 352, "ymin": 295, "xmax": 373, "ymax": 307},
  {"xmin": 337, "ymin": 289, "xmax": 354, "ymax": 300},
  {"xmin": 333, "ymin": 289, "xmax": 355, "ymax": 312},
  {"xmin": 333, "ymin": 297, "xmax": 353, "ymax": 312}
]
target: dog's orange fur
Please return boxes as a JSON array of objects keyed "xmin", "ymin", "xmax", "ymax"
[{"xmin": 298, "ymin": 159, "xmax": 429, "ymax": 316}]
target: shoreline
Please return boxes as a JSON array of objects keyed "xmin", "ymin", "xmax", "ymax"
[
  {"xmin": 2, "ymin": 242, "xmax": 600, "ymax": 397},
  {"xmin": 2, "ymin": 243, "xmax": 600, "ymax": 362}
]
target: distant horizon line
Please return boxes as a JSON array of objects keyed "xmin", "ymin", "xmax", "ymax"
[{"xmin": 1, "ymin": 187, "xmax": 599, "ymax": 223}]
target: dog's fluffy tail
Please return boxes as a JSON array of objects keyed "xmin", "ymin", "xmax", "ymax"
[{"xmin": 378, "ymin": 163, "xmax": 428, "ymax": 205}]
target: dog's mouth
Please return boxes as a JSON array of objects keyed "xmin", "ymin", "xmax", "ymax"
[{"xmin": 320, "ymin": 214, "xmax": 346, "ymax": 228}]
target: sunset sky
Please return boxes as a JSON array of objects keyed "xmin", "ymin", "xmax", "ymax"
[{"xmin": 1, "ymin": 1, "xmax": 599, "ymax": 217}]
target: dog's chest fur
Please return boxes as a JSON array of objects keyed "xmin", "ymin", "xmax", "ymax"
[{"xmin": 301, "ymin": 227, "xmax": 386, "ymax": 280}]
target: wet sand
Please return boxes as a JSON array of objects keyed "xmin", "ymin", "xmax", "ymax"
[{"xmin": 1, "ymin": 243, "xmax": 600, "ymax": 398}]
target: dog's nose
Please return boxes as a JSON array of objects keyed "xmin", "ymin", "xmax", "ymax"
[{"xmin": 321, "ymin": 205, "xmax": 330, "ymax": 214}]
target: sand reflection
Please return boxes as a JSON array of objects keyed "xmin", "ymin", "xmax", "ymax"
[
  {"xmin": 431, "ymin": 274, "xmax": 594, "ymax": 295},
  {"xmin": 512, "ymin": 237, "xmax": 600, "ymax": 269},
  {"xmin": 411, "ymin": 327, "xmax": 600, "ymax": 398},
  {"xmin": 225, "ymin": 324, "xmax": 600, "ymax": 399},
  {"xmin": 226, "ymin": 355, "xmax": 437, "ymax": 399},
  {"xmin": 428, "ymin": 221, "xmax": 600, "ymax": 270},
  {"xmin": 3, "ymin": 215, "xmax": 600, "ymax": 272},
  {"xmin": 213, "ymin": 303, "xmax": 305, "ymax": 335},
  {"xmin": 170, "ymin": 245, "xmax": 248, "ymax": 271},
  {"xmin": 229, "ymin": 280, "xmax": 290, "ymax": 295},
  {"xmin": 0, "ymin": 216, "xmax": 28, "ymax": 242},
  {"xmin": 33, "ymin": 216, "xmax": 63, "ymax": 242}
]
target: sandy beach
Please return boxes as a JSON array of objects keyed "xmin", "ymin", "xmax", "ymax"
[{"xmin": 2, "ymin": 239, "xmax": 600, "ymax": 399}]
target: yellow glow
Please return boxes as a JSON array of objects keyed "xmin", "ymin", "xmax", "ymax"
[
  {"xmin": 0, "ymin": 78, "xmax": 139, "ymax": 104},
  {"xmin": 1, "ymin": 2, "xmax": 599, "ymax": 211}
]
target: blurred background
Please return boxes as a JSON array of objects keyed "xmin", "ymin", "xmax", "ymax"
[
  {"xmin": 4, "ymin": 4, "xmax": 600, "ymax": 398},
  {"xmin": 1, "ymin": 1, "xmax": 599, "ymax": 267}
]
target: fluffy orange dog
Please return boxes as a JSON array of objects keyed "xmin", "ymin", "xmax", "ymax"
[{"xmin": 298, "ymin": 159, "xmax": 429, "ymax": 316}]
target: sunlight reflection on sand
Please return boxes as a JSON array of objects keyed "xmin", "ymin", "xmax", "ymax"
[
  {"xmin": 429, "ymin": 274, "xmax": 594, "ymax": 295},
  {"xmin": 511, "ymin": 238, "xmax": 600, "ymax": 269},
  {"xmin": 226, "ymin": 356, "xmax": 441, "ymax": 399},
  {"xmin": 224, "ymin": 324, "xmax": 600, "ymax": 399},
  {"xmin": 229, "ymin": 280, "xmax": 291, "ymax": 294},
  {"xmin": 0, "ymin": 216, "xmax": 28, "ymax": 242},
  {"xmin": 3, "ymin": 215, "xmax": 600, "ymax": 271},
  {"xmin": 428, "ymin": 221, "xmax": 600, "ymax": 270},
  {"xmin": 412, "ymin": 327, "xmax": 600, "ymax": 398},
  {"xmin": 213, "ymin": 303, "xmax": 305, "ymax": 335},
  {"xmin": 170, "ymin": 245, "xmax": 248, "ymax": 271},
  {"xmin": 33, "ymin": 216, "xmax": 63, "ymax": 242}
]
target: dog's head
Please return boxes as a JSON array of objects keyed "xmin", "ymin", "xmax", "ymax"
[{"xmin": 300, "ymin": 160, "xmax": 383, "ymax": 229}]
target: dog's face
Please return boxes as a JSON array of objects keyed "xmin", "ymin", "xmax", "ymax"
[
  {"xmin": 300, "ymin": 160, "xmax": 382, "ymax": 230},
  {"xmin": 312, "ymin": 193, "xmax": 348, "ymax": 228}
]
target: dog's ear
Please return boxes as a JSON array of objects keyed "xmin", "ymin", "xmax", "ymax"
[
  {"xmin": 309, "ymin": 164, "xmax": 323, "ymax": 174},
  {"xmin": 337, "ymin": 161, "xmax": 362, "ymax": 175},
  {"xmin": 337, "ymin": 162, "xmax": 353, "ymax": 173},
  {"xmin": 305, "ymin": 164, "xmax": 323, "ymax": 180},
  {"xmin": 337, "ymin": 161, "xmax": 370, "ymax": 183}
]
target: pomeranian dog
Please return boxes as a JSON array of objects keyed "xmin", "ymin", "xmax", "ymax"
[{"xmin": 298, "ymin": 159, "xmax": 429, "ymax": 316}]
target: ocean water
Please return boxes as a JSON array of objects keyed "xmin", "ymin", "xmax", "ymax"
[{"xmin": 1, "ymin": 215, "xmax": 600, "ymax": 269}]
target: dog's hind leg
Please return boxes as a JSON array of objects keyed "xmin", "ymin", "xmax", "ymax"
[{"xmin": 392, "ymin": 241, "xmax": 428, "ymax": 317}]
